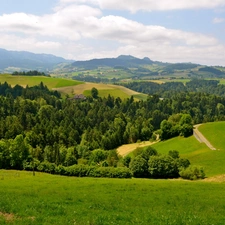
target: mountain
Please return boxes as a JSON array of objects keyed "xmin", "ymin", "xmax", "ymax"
[
  {"xmin": 0, "ymin": 48, "xmax": 73, "ymax": 72},
  {"xmin": 70, "ymin": 55, "xmax": 154, "ymax": 69}
]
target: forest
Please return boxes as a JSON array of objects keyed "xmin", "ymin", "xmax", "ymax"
[{"xmin": 0, "ymin": 79, "xmax": 224, "ymax": 179}]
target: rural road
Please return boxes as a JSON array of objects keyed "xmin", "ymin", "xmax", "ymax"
[{"xmin": 193, "ymin": 124, "xmax": 216, "ymax": 150}]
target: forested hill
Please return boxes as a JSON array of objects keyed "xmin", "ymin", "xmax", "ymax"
[
  {"xmin": 1, "ymin": 81, "xmax": 225, "ymax": 171},
  {"xmin": 0, "ymin": 48, "xmax": 73, "ymax": 72},
  {"xmin": 70, "ymin": 55, "xmax": 154, "ymax": 69}
]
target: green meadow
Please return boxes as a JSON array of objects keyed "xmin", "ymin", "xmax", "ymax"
[
  {"xmin": 1, "ymin": 170, "xmax": 225, "ymax": 225},
  {"xmin": 0, "ymin": 74, "xmax": 83, "ymax": 89},
  {"xmin": 151, "ymin": 122, "xmax": 225, "ymax": 177},
  {"xmin": 198, "ymin": 121, "xmax": 225, "ymax": 150}
]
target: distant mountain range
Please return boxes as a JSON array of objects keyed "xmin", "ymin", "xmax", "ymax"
[
  {"xmin": 0, "ymin": 48, "xmax": 224, "ymax": 79},
  {"xmin": 70, "ymin": 55, "xmax": 154, "ymax": 69},
  {"xmin": 0, "ymin": 48, "xmax": 73, "ymax": 72}
]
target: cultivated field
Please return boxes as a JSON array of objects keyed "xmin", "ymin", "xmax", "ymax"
[{"xmin": 1, "ymin": 170, "xmax": 225, "ymax": 225}]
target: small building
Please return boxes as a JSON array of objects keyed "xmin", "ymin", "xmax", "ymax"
[{"xmin": 69, "ymin": 94, "xmax": 87, "ymax": 100}]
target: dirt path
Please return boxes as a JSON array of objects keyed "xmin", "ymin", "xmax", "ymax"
[
  {"xmin": 193, "ymin": 124, "xmax": 216, "ymax": 150},
  {"xmin": 117, "ymin": 141, "xmax": 157, "ymax": 157}
]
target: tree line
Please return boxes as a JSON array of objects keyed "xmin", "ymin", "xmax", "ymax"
[
  {"xmin": 121, "ymin": 79, "xmax": 225, "ymax": 98},
  {"xmin": 12, "ymin": 70, "xmax": 50, "ymax": 77}
]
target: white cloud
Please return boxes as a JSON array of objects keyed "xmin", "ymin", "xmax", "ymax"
[
  {"xmin": 0, "ymin": 2, "xmax": 225, "ymax": 65},
  {"xmin": 59, "ymin": 0, "xmax": 225, "ymax": 12},
  {"xmin": 213, "ymin": 17, "xmax": 225, "ymax": 23},
  {"xmin": 0, "ymin": 34, "xmax": 62, "ymax": 53}
]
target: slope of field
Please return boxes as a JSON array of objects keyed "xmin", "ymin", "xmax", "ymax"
[
  {"xmin": 198, "ymin": 121, "xmax": 225, "ymax": 150},
  {"xmin": 1, "ymin": 170, "xmax": 225, "ymax": 225},
  {"xmin": 56, "ymin": 82, "xmax": 147, "ymax": 100},
  {"xmin": 152, "ymin": 134, "xmax": 225, "ymax": 177},
  {"xmin": 0, "ymin": 74, "xmax": 83, "ymax": 89}
]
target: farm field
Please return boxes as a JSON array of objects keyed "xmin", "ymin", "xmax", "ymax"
[
  {"xmin": 0, "ymin": 74, "xmax": 83, "ymax": 89},
  {"xmin": 1, "ymin": 170, "xmax": 225, "ymax": 225},
  {"xmin": 56, "ymin": 82, "xmax": 147, "ymax": 100}
]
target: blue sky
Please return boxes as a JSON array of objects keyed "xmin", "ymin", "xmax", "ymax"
[{"xmin": 0, "ymin": 0, "xmax": 225, "ymax": 65}]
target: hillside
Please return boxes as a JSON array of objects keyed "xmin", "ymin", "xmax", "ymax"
[
  {"xmin": 70, "ymin": 55, "xmax": 154, "ymax": 69},
  {"xmin": 54, "ymin": 82, "xmax": 147, "ymax": 100},
  {"xmin": 150, "ymin": 122, "xmax": 225, "ymax": 177},
  {"xmin": 0, "ymin": 48, "xmax": 73, "ymax": 72},
  {"xmin": 0, "ymin": 74, "xmax": 82, "ymax": 89}
]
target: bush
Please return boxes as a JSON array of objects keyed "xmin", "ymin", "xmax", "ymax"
[
  {"xmin": 65, "ymin": 165, "xmax": 132, "ymax": 178},
  {"xmin": 179, "ymin": 165, "xmax": 205, "ymax": 180},
  {"xmin": 37, "ymin": 162, "xmax": 56, "ymax": 174},
  {"xmin": 141, "ymin": 146, "xmax": 158, "ymax": 161},
  {"xmin": 148, "ymin": 155, "xmax": 179, "ymax": 178},
  {"xmin": 129, "ymin": 155, "xmax": 148, "ymax": 178},
  {"xmin": 123, "ymin": 155, "xmax": 131, "ymax": 168},
  {"xmin": 92, "ymin": 167, "xmax": 132, "ymax": 178},
  {"xmin": 55, "ymin": 165, "xmax": 66, "ymax": 175}
]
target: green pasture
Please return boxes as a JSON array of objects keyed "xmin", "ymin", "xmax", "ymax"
[
  {"xmin": 0, "ymin": 74, "xmax": 83, "ymax": 89},
  {"xmin": 151, "ymin": 122, "xmax": 225, "ymax": 177},
  {"xmin": 1, "ymin": 170, "xmax": 225, "ymax": 225},
  {"xmin": 198, "ymin": 121, "xmax": 225, "ymax": 150}
]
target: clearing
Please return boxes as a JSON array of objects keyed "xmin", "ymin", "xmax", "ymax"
[{"xmin": 117, "ymin": 141, "xmax": 157, "ymax": 157}]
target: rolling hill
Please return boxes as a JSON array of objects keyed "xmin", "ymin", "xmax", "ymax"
[
  {"xmin": 151, "ymin": 122, "xmax": 225, "ymax": 177},
  {"xmin": 70, "ymin": 55, "xmax": 154, "ymax": 70}
]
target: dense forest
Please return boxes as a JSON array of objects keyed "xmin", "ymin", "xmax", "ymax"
[
  {"xmin": 121, "ymin": 79, "xmax": 225, "ymax": 97},
  {"xmin": 0, "ymin": 80, "xmax": 224, "ymax": 178}
]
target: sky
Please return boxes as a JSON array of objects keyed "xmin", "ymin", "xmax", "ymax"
[{"xmin": 0, "ymin": 0, "xmax": 225, "ymax": 65}]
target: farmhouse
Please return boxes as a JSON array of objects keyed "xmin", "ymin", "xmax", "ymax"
[{"xmin": 68, "ymin": 94, "xmax": 87, "ymax": 100}]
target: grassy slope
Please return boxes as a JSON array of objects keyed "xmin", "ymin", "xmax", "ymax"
[
  {"xmin": 1, "ymin": 170, "xmax": 225, "ymax": 225},
  {"xmin": 152, "ymin": 122, "xmax": 225, "ymax": 177},
  {"xmin": 198, "ymin": 121, "xmax": 225, "ymax": 150},
  {"xmin": 57, "ymin": 82, "xmax": 147, "ymax": 100},
  {"xmin": 0, "ymin": 74, "xmax": 83, "ymax": 89}
]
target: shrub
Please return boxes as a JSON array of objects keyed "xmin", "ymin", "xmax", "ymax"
[
  {"xmin": 179, "ymin": 165, "xmax": 205, "ymax": 180},
  {"xmin": 123, "ymin": 155, "xmax": 131, "ymax": 168},
  {"xmin": 141, "ymin": 146, "xmax": 158, "ymax": 161},
  {"xmin": 37, "ymin": 161, "xmax": 56, "ymax": 173},
  {"xmin": 148, "ymin": 155, "xmax": 179, "ymax": 178},
  {"xmin": 129, "ymin": 155, "xmax": 148, "ymax": 178},
  {"xmin": 55, "ymin": 165, "xmax": 66, "ymax": 175}
]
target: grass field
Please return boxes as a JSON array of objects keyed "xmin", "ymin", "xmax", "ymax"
[
  {"xmin": 0, "ymin": 74, "xmax": 83, "ymax": 89},
  {"xmin": 56, "ymin": 82, "xmax": 147, "ymax": 100},
  {"xmin": 150, "ymin": 122, "xmax": 225, "ymax": 177},
  {"xmin": 1, "ymin": 170, "xmax": 225, "ymax": 225},
  {"xmin": 198, "ymin": 122, "xmax": 225, "ymax": 150}
]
